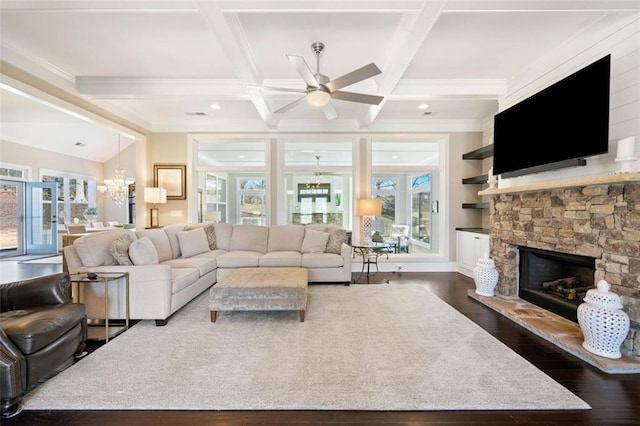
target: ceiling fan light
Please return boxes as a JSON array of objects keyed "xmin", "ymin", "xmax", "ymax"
[{"xmin": 306, "ymin": 89, "xmax": 331, "ymax": 107}]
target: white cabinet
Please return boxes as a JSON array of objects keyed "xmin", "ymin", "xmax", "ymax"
[{"xmin": 457, "ymin": 230, "xmax": 490, "ymax": 277}]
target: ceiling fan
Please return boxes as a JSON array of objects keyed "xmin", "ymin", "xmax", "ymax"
[{"xmin": 253, "ymin": 42, "xmax": 384, "ymax": 120}]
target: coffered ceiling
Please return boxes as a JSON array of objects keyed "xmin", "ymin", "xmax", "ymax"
[{"xmin": 0, "ymin": 1, "xmax": 638, "ymax": 161}]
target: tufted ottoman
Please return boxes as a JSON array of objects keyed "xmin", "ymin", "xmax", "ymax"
[{"xmin": 209, "ymin": 267, "xmax": 308, "ymax": 322}]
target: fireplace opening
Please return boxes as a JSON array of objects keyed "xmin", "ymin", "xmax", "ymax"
[{"xmin": 518, "ymin": 247, "xmax": 595, "ymax": 323}]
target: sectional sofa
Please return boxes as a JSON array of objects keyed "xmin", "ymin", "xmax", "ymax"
[{"xmin": 63, "ymin": 223, "xmax": 352, "ymax": 325}]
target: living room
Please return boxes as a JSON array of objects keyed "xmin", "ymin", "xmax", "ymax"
[{"xmin": 1, "ymin": 1, "xmax": 639, "ymax": 424}]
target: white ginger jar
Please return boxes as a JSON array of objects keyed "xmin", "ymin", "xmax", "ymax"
[
  {"xmin": 577, "ymin": 280, "xmax": 630, "ymax": 359},
  {"xmin": 474, "ymin": 253, "xmax": 499, "ymax": 297}
]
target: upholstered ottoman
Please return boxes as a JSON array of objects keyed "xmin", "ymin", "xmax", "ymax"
[{"xmin": 209, "ymin": 267, "xmax": 308, "ymax": 322}]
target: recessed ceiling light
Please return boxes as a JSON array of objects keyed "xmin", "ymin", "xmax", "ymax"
[
  {"xmin": 392, "ymin": 155, "xmax": 399, "ymax": 160},
  {"xmin": 418, "ymin": 103, "xmax": 429, "ymax": 110},
  {"xmin": 210, "ymin": 104, "xmax": 221, "ymax": 110},
  {"xmin": 239, "ymin": 155, "xmax": 245, "ymax": 159}
]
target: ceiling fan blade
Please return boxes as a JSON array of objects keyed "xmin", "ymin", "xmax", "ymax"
[
  {"xmin": 324, "ymin": 63, "xmax": 381, "ymax": 92},
  {"xmin": 247, "ymin": 85, "xmax": 307, "ymax": 94},
  {"xmin": 286, "ymin": 54, "xmax": 319, "ymax": 87},
  {"xmin": 331, "ymin": 90, "xmax": 384, "ymax": 105},
  {"xmin": 321, "ymin": 102, "xmax": 338, "ymax": 120},
  {"xmin": 274, "ymin": 96, "xmax": 307, "ymax": 114}
]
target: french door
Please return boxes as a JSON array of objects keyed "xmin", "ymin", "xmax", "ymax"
[
  {"xmin": 25, "ymin": 182, "xmax": 58, "ymax": 254},
  {"xmin": 0, "ymin": 180, "xmax": 24, "ymax": 257}
]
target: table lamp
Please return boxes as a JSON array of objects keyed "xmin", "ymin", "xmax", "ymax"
[
  {"xmin": 356, "ymin": 198, "xmax": 382, "ymax": 244},
  {"xmin": 144, "ymin": 187, "xmax": 167, "ymax": 228}
]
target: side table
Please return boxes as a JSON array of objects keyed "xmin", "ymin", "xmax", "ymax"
[
  {"xmin": 352, "ymin": 243, "xmax": 392, "ymax": 284},
  {"xmin": 70, "ymin": 272, "xmax": 130, "ymax": 342}
]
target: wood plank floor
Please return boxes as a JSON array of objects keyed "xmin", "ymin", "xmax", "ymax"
[{"xmin": 2, "ymin": 263, "xmax": 639, "ymax": 425}]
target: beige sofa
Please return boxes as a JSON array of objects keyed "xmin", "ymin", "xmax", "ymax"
[{"xmin": 63, "ymin": 223, "xmax": 352, "ymax": 325}]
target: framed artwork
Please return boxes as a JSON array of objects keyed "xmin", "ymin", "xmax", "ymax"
[{"xmin": 154, "ymin": 164, "xmax": 186, "ymax": 200}]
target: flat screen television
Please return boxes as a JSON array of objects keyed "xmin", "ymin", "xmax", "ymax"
[{"xmin": 493, "ymin": 55, "xmax": 610, "ymax": 178}]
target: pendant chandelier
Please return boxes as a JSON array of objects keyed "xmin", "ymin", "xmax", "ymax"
[{"xmin": 98, "ymin": 135, "xmax": 129, "ymax": 207}]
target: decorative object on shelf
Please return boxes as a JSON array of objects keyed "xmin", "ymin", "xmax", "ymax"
[
  {"xmin": 144, "ymin": 187, "xmax": 167, "ymax": 228},
  {"xmin": 83, "ymin": 207, "xmax": 98, "ymax": 224},
  {"xmin": 614, "ymin": 136, "xmax": 638, "ymax": 174},
  {"xmin": 97, "ymin": 134, "xmax": 132, "ymax": 207},
  {"xmin": 487, "ymin": 167, "xmax": 498, "ymax": 189},
  {"xmin": 577, "ymin": 279, "xmax": 630, "ymax": 359},
  {"xmin": 154, "ymin": 164, "xmax": 186, "ymax": 200},
  {"xmin": 473, "ymin": 252, "xmax": 498, "ymax": 297},
  {"xmin": 356, "ymin": 198, "xmax": 382, "ymax": 245}
]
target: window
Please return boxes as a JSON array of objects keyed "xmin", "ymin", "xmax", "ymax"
[
  {"xmin": 411, "ymin": 173, "xmax": 432, "ymax": 247},
  {"xmin": 40, "ymin": 169, "xmax": 96, "ymax": 225},
  {"xmin": 238, "ymin": 178, "xmax": 266, "ymax": 226},
  {"xmin": 283, "ymin": 140, "xmax": 352, "ymax": 228},
  {"xmin": 196, "ymin": 139, "xmax": 266, "ymax": 224},
  {"xmin": 372, "ymin": 177, "xmax": 398, "ymax": 235}
]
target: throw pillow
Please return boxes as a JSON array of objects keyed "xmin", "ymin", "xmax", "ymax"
[
  {"xmin": 185, "ymin": 223, "xmax": 216, "ymax": 250},
  {"xmin": 129, "ymin": 237, "xmax": 159, "ymax": 265},
  {"xmin": 325, "ymin": 226, "xmax": 347, "ymax": 254},
  {"xmin": 177, "ymin": 227, "xmax": 210, "ymax": 258},
  {"xmin": 301, "ymin": 229, "xmax": 330, "ymax": 254},
  {"xmin": 108, "ymin": 233, "xmax": 135, "ymax": 265}
]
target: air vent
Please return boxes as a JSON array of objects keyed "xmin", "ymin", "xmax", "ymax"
[
  {"xmin": 186, "ymin": 112, "xmax": 206, "ymax": 116},
  {"xmin": 75, "ymin": 142, "xmax": 85, "ymax": 147},
  {"xmin": 423, "ymin": 111, "xmax": 432, "ymax": 116}
]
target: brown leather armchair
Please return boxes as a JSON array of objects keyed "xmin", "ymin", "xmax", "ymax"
[{"xmin": 0, "ymin": 273, "xmax": 87, "ymax": 418}]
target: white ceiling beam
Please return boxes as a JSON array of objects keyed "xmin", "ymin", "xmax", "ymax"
[
  {"xmin": 443, "ymin": 1, "xmax": 640, "ymax": 13},
  {"xmin": 195, "ymin": 1, "xmax": 278, "ymax": 129},
  {"xmin": 359, "ymin": 0, "xmax": 449, "ymax": 129},
  {"xmin": 390, "ymin": 79, "xmax": 507, "ymax": 99},
  {"xmin": 75, "ymin": 77, "xmax": 249, "ymax": 99}
]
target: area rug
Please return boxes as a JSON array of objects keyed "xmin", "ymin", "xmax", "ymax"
[{"xmin": 23, "ymin": 285, "xmax": 590, "ymax": 411}]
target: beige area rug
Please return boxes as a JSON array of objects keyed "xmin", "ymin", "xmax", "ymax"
[{"xmin": 23, "ymin": 285, "xmax": 590, "ymax": 411}]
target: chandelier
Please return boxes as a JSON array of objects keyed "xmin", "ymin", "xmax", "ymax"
[{"xmin": 98, "ymin": 135, "xmax": 129, "ymax": 207}]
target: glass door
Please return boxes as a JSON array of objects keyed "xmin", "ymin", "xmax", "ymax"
[
  {"xmin": 0, "ymin": 180, "xmax": 24, "ymax": 257},
  {"xmin": 25, "ymin": 182, "xmax": 58, "ymax": 254}
]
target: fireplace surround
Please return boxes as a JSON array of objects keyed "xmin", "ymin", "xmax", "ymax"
[{"xmin": 485, "ymin": 178, "xmax": 640, "ymax": 359}]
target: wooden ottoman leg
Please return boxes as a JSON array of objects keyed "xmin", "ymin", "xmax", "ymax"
[
  {"xmin": 210, "ymin": 310, "xmax": 217, "ymax": 322},
  {"xmin": 299, "ymin": 310, "xmax": 305, "ymax": 322}
]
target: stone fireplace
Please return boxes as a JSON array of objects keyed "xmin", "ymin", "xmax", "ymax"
[{"xmin": 489, "ymin": 181, "xmax": 640, "ymax": 359}]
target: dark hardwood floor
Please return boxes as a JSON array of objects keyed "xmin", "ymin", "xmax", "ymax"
[{"xmin": 3, "ymin": 263, "xmax": 639, "ymax": 425}]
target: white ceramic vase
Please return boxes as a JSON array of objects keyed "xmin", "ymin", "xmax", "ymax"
[
  {"xmin": 577, "ymin": 280, "xmax": 630, "ymax": 359},
  {"xmin": 474, "ymin": 253, "xmax": 499, "ymax": 297}
]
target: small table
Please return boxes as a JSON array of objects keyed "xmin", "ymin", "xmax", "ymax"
[
  {"xmin": 352, "ymin": 242, "xmax": 392, "ymax": 284},
  {"xmin": 70, "ymin": 272, "xmax": 130, "ymax": 342}
]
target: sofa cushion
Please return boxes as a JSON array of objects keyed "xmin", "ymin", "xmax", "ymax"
[
  {"xmin": 301, "ymin": 252, "xmax": 344, "ymax": 268},
  {"xmin": 267, "ymin": 225, "xmax": 304, "ymax": 252},
  {"xmin": 136, "ymin": 228, "xmax": 173, "ymax": 262},
  {"xmin": 177, "ymin": 227, "xmax": 210, "ymax": 258},
  {"xmin": 163, "ymin": 223, "xmax": 187, "ymax": 259},
  {"xmin": 74, "ymin": 230, "xmax": 129, "ymax": 267},
  {"xmin": 216, "ymin": 250, "xmax": 262, "ymax": 268},
  {"xmin": 259, "ymin": 251, "xmax": 302, "ymax": 267},
  {"xmin": 108, "ymin": 233, "xmax": 136, "ymax": 265},
  {"xmin": 186, "ymin": 223, "xmax": 217, "ymax": 250},
  {"xmin": 171, "ymin": 268, "xmax": 200, "ymax": 294},
  {"xmin": 229, "ymin": 225, "xmax": 269, "ymax": 253},
  {"xmin": 214, "ymin": 222, "xmax": 233, "ymax": 250},
  {"xmin": 163, "ymin": 257, "xmax": 216, "ymax": 277},
  {"xmin": 129, "ymin": 237, "xmax": 160, "ymax": 265},
  {"xmin": 301, "ymin": 229, "xmax": 330, "ymax": 253}
]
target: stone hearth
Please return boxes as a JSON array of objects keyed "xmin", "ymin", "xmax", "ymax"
[{"xmin": 487, "ymin": 181, "xmax": 640, "ymax": 361}]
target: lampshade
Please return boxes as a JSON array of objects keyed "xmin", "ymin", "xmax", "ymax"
[
  {"xmin": 356, "ymin": 198, "xmax": 382, "ymax": 216},
  {"xmin": 144, "ymin": 187, "xmax": 167, "ymax": 204},
  {"xmin": 306, "ymin": 88, "xmax": 331, "ymax": 107}
]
